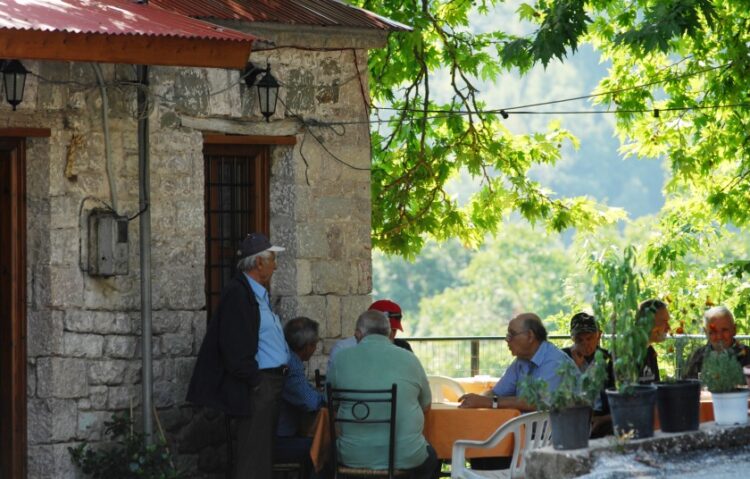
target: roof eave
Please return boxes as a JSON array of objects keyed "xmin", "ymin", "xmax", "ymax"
[{"xmin": 0, "ymin": 28, "xmax": 253, "ymax": 69}]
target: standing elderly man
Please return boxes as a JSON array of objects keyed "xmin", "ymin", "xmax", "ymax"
[
  {"xmin": 459, "ymin": 313, "xmax": 576, "ymax": 411},
  {"xmin": 684, "ymin": 305, "xmax": 750, "ymax": 378},
  {"xmin": 187, "ymin": 232, "xmax": 289, "ymax": 479},
  {"xmin": 328, "ymin": 310, "xmax": 439, "ymax": 479}
]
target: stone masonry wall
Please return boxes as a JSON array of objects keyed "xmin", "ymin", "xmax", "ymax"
[{"xmin": 8, "ymin": 32, "xmax": 376, "ymax": 478}]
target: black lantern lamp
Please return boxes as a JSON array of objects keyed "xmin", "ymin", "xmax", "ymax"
[
  {"xmin": 2, "ymin": 60, "xmax": 28, "ymax": 111},
  {"xmin": 244, "ymin": 62, "xmax": 279, "ymax": 122}
]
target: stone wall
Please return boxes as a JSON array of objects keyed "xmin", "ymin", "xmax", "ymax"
[{"xmin": 11, "ymin": 26, "xmax": 379, "ymax": 477}]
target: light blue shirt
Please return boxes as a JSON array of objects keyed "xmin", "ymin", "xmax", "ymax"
[
  {"xmin": 493, "ymin": 340, "xmax": 576, "ymax": 397},
  {"xmin": 244, "ymin": 273, "xmax": 289, "ymax": 369},
  {"xmin": 327, "ymin": 335, "xmax": 358, "ymax": 372}
]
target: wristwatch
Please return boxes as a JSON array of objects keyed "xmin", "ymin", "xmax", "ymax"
[{"xmin": 492, "ymin": 395, "xmax": 498, "ymax": 409}]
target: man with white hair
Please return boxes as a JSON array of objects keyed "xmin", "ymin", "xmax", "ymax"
[
  {"xmin": 684, "ymin": 305, "xmax": 750, "ymax": 379},
  {"xmin": 187, "ymin": 232, "xmax": 288, "ymax": 479},
  {"xmin": 328, "ymin": 310, "xmax": 439, "ymax": 479}
]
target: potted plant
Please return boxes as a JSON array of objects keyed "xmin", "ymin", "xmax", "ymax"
[
  {"xmin": 519, "ymin": 354, "xmax": 608, "ymax": 450},
  {"xmin": 590, "ymin": 246, "xmax": 657, "ymax": 439},
  {"xmin": 654, "ymin": 336, "xmax": 701, "ymax": 432},
  {"xmin": 702, "ymin": 349, "xmax": 749, "ymax": 425}
]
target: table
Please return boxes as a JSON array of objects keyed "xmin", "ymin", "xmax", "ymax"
[
  {"xmin": 309, "ymin": 404, "xmax": 521, "ymax": 470},
  {"xmin": 454, "ymin": 377, "xmax": 499, "ymax": 395}
]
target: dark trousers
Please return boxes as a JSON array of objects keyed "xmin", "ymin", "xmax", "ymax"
[
  {"xmin": 409, "ymin": 444, "xmax": 440, "ymax": 479},
  {"xmin": 236, "ymin": 371, "xmax": 285, "ymax": 479}
]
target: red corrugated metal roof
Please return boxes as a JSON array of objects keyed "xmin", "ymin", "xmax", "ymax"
[
  {"xmin": 0, "ymin": 0, "xmax": 256, "ymax": 68},
  {"xmin": 151, "ymin": 0, "xmax": 411, "ymax": 32},
  {"xmin": 0, "ymin": 0, "xmax": 256, "ymax": 42}
]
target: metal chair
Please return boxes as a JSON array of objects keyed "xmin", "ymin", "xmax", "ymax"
[
  {"xmin": 451, "ymin": 411, "xmax": 551, "ymax": 479},
  {"xmin": 426, "ymin": 376, "xmax": 465, "ymax": 403},
  {"xmin": 326, "ymin": 383, "xmax": 408, "ymax": 478}
]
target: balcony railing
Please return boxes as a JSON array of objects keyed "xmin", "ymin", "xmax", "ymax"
[{"xmin": 403, "ymin": 334, "xmax": 750, "ymax": 378}]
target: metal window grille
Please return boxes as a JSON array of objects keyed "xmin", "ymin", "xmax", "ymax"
[{"xmin": 204, "ymin": 144, "xmax": 269, "ymax": 319}]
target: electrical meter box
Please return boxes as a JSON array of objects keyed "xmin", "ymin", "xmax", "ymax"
[{"xmin": 88, "ymin": 210, "xmax": 129, "ymax": 276}]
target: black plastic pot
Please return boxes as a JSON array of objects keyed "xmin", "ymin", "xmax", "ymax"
[
  {"xmin": 550, "ymin": 405, "xmax": 591, "ymax": 450},
  {"xmin": 655, "ymin": 379, "xmax": 700, "ymax": 432},
  {"xmin": 606, "ymin": 384, "xmax": 657, "ymax": 439}
]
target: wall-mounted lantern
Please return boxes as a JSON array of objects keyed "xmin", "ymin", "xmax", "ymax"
[
  {"xmin": 244, "ymin": 62, "xmax": 279, "ymax": 122},
  {"xmin": 1, "ymin": 60, "xmax": 28, "ymax": 111}
]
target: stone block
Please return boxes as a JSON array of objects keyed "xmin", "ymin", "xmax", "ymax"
[
  {"xmin": 311, "ymin": 260, "xmax": 350, "ymax": 294},
  {"xmin": 296, "ymin": 259, "xmax": 312, "ymax": 296},
  {"xmin": 104, "ymin": 335, "xmax": 137, "ymax": 359},
  {"xmin": 296, "ymin": 223, "xmax": 329, "ymax": 259},
  {"xmin": 161, "ymin": 332, "xmax": 193, "ymax": 356},
  {"xmin": 152, "ymin": 310, "xmax": 183, "ymax": 334},
  {"xmin": 65, "ymin": 310, "xmax": 131, "ymax": 334},
  {"xmin": 339, "ymin": 295, "xmax": 371, "ymax": 336},
  {"xmin": 49, "ymin": 227, "xmax": 79, "ymax": 266},
  {"xmin": 154, "ymin": 381, "xmax": 181, "ymax": 408},
  {"xmin": 294, "ymin": 295, "xmax": 327, "ymax": 326},
  {"xmin": 28, "ymin": 443, "xmax": 80, "ymax": 479},
  {"xmin": 28, "ymin": 362, "xmax": 36, "ymax": 397},
  {"xmin": 175, "ymin": 357, "xmax": 197, "ymax": 387},
  {"xmin": 36, "ymin": 357, "xmax": 88, "ymax": 398},
  {"xmin": 324, "ymin": 295, "xmax": 342, "ymax": 338},
  {"xmin": 152, "ymin": 267, "xmax": 205, "ymax": 310},
  {"xmin": 88, "ymin": 385, "xmax": 108, "ymax": 409},
  {"xmin": 154, "ymin": 358, "xmax": 176, "ymax": 382},
  {"xmin": 353, "ymin": 259, "xmax": 372, "ymax": 294},
  {"xmin": 107, "ymin": 385, "xmax": 140, "ymax": 409},
  {"xmin": 28, "ymin": 310, "xmax": 65, "ymax": 357},
  {"xmin": 49, "ymin": 195, "xmax": 80, "ymax": 229},
  {"xmin": 77, "ymin": 410, "xmax": 110, "ymax": 441},
  {"xmin": 28, "ymin": 398, "xmax": 78, "ymax": 443},
  {"xmin": 64, "ymin": 332, "xmax": 104, "ymax": 357},
  {"xmin": 48, "ymin": 265, "xmax": 84, "ymax": 308},
  {"xmin": 87, "ymin": 359, "xmax": 128, "ymax": 385}
]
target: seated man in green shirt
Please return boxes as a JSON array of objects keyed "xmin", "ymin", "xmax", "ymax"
[{"xmin": 328, "ymin": 310, "xmax": 439, "ymax": 479}]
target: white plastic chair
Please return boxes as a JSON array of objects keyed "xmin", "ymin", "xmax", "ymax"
[
  {"xmin": 427, "ymin": 375, "xmax": 465, "ymax": 403},
  {"xmin": 451, "ymin": 411, "xmax": 551, "ymax": 479}
]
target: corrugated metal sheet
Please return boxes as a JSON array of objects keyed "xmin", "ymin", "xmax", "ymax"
[
  {"xmin": 151, "ymin": 0, "xmax": 411, "ymax": 32},
  {"xmin": 0, "ymin": 0, "xmax": 257, "ymax": 42}
]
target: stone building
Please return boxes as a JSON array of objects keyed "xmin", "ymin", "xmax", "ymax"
[{"xmin": 0, "ymin": 0, "xmax": 407, "ymax": 477}]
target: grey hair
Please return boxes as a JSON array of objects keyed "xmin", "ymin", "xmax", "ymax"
[
  {"xmin": 237, "ymin": 250, "xmax": 272, "ymax": 272},
  {"xmin": 284, "ymin": 316, "xmax": 319, "ymax": 352},
  {"xmin": 518, "ymin": 313, "xmax": 548, "ymax": 342},
  {"xmin": 704, "ymin": 305, "xmax": 734, "ymax": 328},
  {"xmin": 355, "ymin": 310, "xmax": 390, "ymax": 338}
]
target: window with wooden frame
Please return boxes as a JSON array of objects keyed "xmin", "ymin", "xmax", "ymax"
[{"xmin": 203, "ymin": 143, "xmax": 270, "ymax": 319}]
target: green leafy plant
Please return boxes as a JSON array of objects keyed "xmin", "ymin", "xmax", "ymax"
[
  {"xmin": 590, "ymin": 246, "xmax": 651, "ymax": 394},
  {"xmin": 519, "ymin": 353, "xmax": 608, "ymax": 411},
  {"xmin": 701, "ymin": 349, "xmax": 745, "ymax": 393},
  {"xmin": 69, "ymin": 412, "xmax": 180, "ymax": 479}
]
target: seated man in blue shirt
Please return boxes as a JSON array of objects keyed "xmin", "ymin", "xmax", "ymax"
[
  {"xmin": 459, "ymin": 312, "xmax": 576, "ymax": 411},
  {"xmin": 275, "ymin": 317, "xmax": 325, "ymax": 467}
]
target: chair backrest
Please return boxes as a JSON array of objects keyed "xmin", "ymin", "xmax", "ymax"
[
  {"xmin": 326, "ymin": 384, "xmax": 398, "ymax": 479},
  {"xmin": 507, "ymin": 411, "xmax": 551, "ymax": 477},
  {"xmin": 315, "ymin": 369, "xmax": 326, "ymax": 389},
  {"xmin": 451, "ymin": 411, "xmax": 551, "ymax": 479},
  {"xmin": 426, "ymin": 375, "xmax": 465, "ymax": 402}
]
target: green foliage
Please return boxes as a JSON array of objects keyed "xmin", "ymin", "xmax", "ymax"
[
  {"xmin": 701, "ymin": 349, "xmax": 745, "ymax": 392},
  {"xmin": 519, "ymin": 351, "xmax": 608, "ymax": 411},
  {"xmin": 353, "ymin": 0, "xmax": 623, "ymax": 257},
  {"xmin": 69, "ymin": 413, "xmax": 180, "ymax": 479},
  {"xmin": 590, "ymin": 246, "xmax": 651, "ymax": 393}
]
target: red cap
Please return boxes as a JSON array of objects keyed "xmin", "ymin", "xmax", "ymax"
[{"xmin": 369, "ymin": 299, "xmax": 403, "ymax": 331}]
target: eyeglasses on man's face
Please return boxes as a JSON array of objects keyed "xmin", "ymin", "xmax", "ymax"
[{"xmin": 505, "ymin": 329, "xmax": 529, "ymax": 342}]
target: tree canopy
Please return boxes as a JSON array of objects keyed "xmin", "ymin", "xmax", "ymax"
[{"xmin": 355, "ymin": 0, "xmax": 750, "ymax": 259}]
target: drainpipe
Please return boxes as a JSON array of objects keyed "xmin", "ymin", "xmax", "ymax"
[{"xmin": 137, "ymin": 61, "xmax": 153, "ymax": 444}]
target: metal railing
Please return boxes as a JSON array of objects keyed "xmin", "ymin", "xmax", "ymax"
[{"xmin": 403, "ymin": 334, "xmax": 750, "ymax": 378}]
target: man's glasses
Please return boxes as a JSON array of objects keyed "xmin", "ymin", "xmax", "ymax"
[{"xmin": 505, "ymin": 329, "xmax": 528, "ymax": 342}]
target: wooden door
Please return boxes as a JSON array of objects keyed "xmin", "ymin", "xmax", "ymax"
[{"xmin": 0, "ymin": 137, "xmax": 27, "ymax": 478}]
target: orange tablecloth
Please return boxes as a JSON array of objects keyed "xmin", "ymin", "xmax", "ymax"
[
  {"xmin": 454, "ymin": 377, "xmax": 499, "ymax": 395},
  {"xmin": 309, "ymin": 404, "xmax": 521, "ymax": 470},
  {"xmin": 423, "ymin": 403, "xmax": 520, "ymax": 459}
]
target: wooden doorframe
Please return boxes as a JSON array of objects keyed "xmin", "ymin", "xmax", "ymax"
[{"xmin": 0, "ymin": 137, "xmax": 28, "ymax": 479}]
